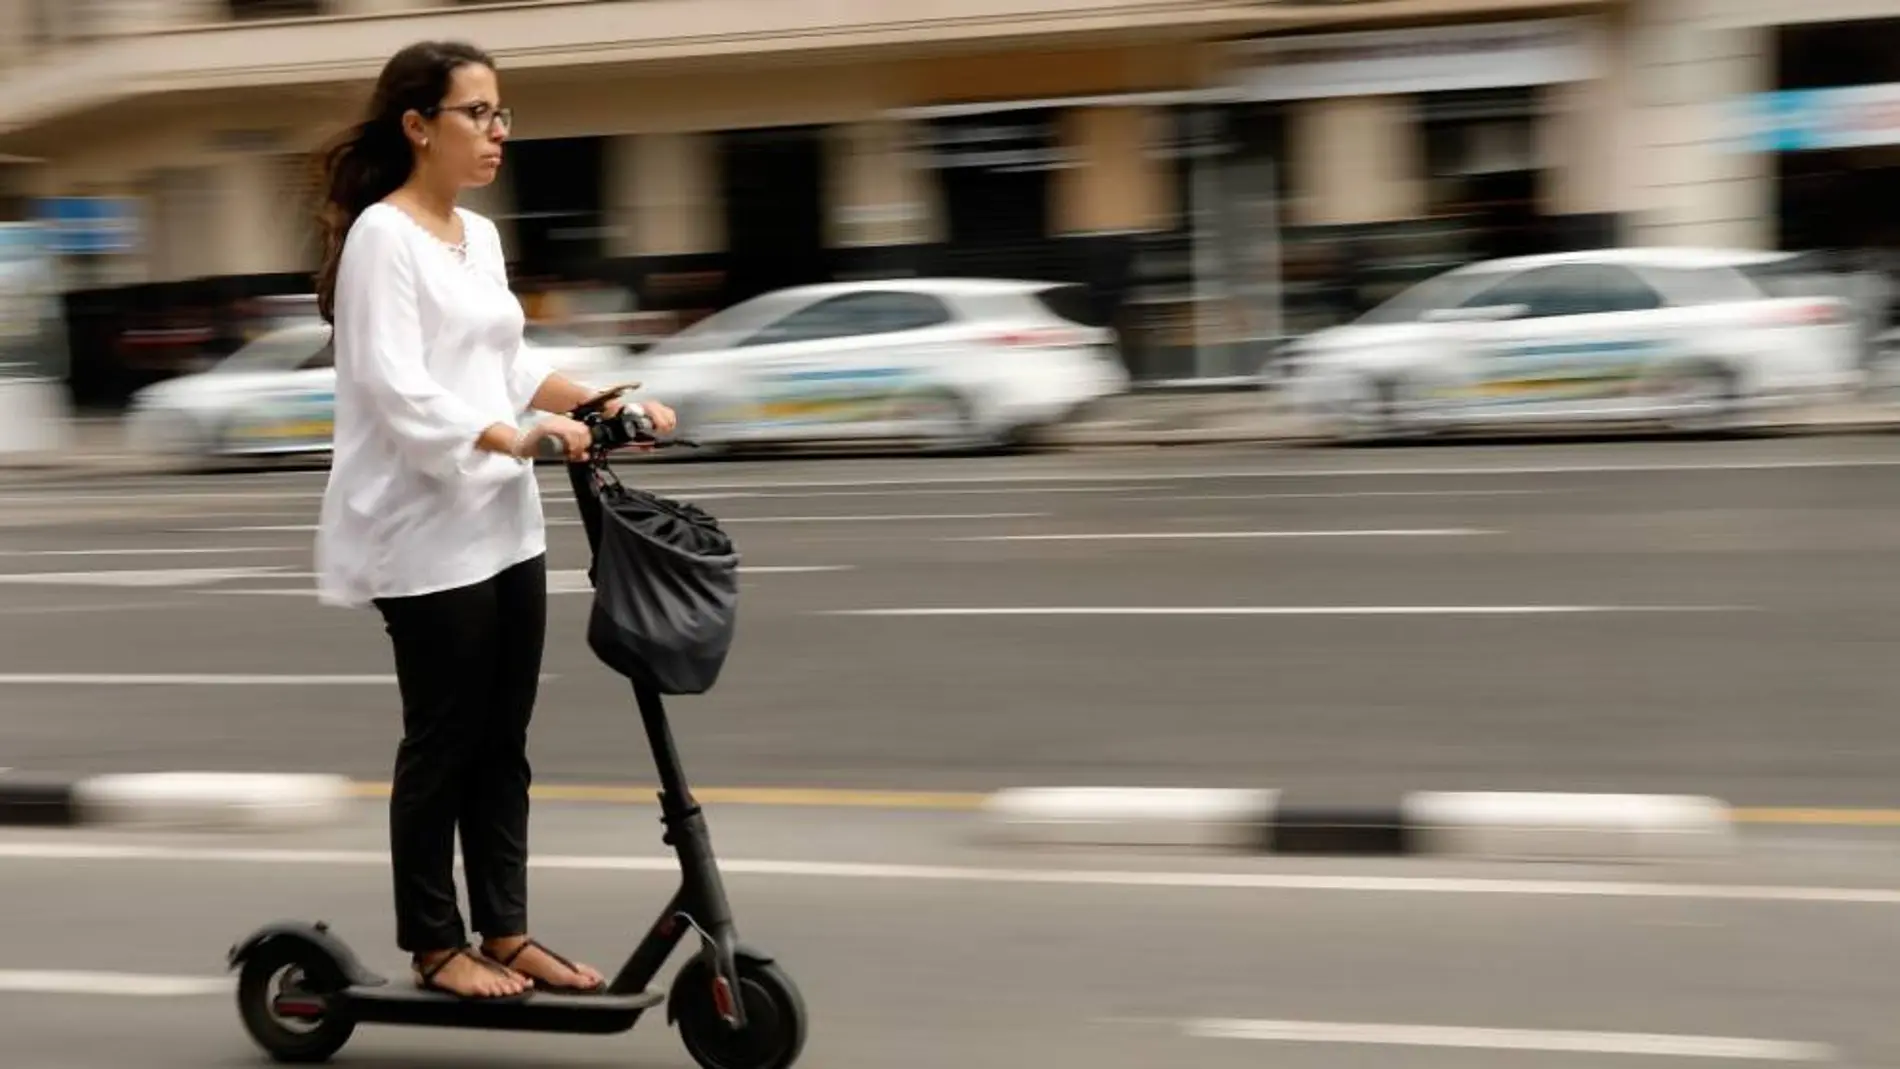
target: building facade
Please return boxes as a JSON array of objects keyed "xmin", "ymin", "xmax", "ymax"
[{"xmin": 0, "ymin": 0, "xmax": 1864, "ymax": 401}]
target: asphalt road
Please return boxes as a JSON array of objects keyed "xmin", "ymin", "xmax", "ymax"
[
  {"xmin": 6, "ymin": 436, "xmax": 1900, "ymax": 1068},
  {"xmin": 1, "ymin": 435, "xmax": 1899, "ymax": 806},
  {"xmin": 3, "ymin": 802, "xmax": 1900, "ymax": 1068}
]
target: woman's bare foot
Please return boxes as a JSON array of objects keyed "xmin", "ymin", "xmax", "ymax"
[
  {"xmin": 481, "ymin": 936, "xmax": 605, "ymax": 992},
  {"xmin": 413, "ymin": 947, "xmax": 530, "ymax": 998}
]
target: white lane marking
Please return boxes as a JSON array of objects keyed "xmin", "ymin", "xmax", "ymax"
[
  {"xmin": 2, "ymin": 841, "xmax": 1899, "ymax": 907},
  {"xmin": 181, "ymin": 522, "xmax": 578, "ymax": 532},
  {"xmin": 0, "ymin": 674, "xmax": 401, "ymax": 685},
  {"xmin": 180, "ymin": 525, "xmax": 314, "ymax": 533},
  {"xmin": 0, "ymin": 490, "xmax": 322, "ymax": 504},
  {"xmin": 1124, "ymin": 489, "xmax": 1552, "ymax": 501},
  {"xmin": 946, "ymin": 528, "xmax": 1493, "ymax": 542},
  {"xmin": 0, "ymin": 602, "xmax": 189, "ymax": 615},
  {"xmin": 705, "ymin": 485, "xmax": 1167, "ymax": 499},
  {"xmin": 723, "ymin": 512, "xmax": 1046, "ymax": 523},
  {"xmin": 205, "ymin": 565, "xmax": 855, "ymax": 597},
  {"xmin": 190, "ymin": 512, "xmax": 1039, "ymax": 533},
  {"xmin": 0, "ymin": 546, "xmax": 289, "ymax": 558},
  {"xmin": 1182, "ymin": 1018, "xmax": 1836, "ymax": 1061},
  {"xmin": 0, "ymin": 970, "xmax": 233, "ymax": 998},
  {"xmin": 0, "ymin": 567, "xmax": 291, "ymax": 587},
  {"xmin": 822, "ymin": 605, "xmax": 1746, "ymax": 617}
]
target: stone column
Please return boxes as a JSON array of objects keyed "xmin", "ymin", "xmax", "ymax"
[
  {"xmin": 1051, "ymin": 105, "xmax": 1172, "ymax": 235},
  {"xmin": 606, "ymin": 132, "xmax": 723, "ymax": 258},
  {"xmin": 1624, "ymin": 1, "xmax": 1773, "ymax": 248},
  {"xmin": 1287, "ymin": 95, "xmax": 1425, "ymax": 226}
]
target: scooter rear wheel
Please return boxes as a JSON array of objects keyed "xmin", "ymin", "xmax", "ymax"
[
  {"xmin": 236, "ymin": 942, "xmax": 355, "ymax": 1064},
  {"xmin": 672, "ymin": 956, "xmax": 808, "ymax": 1069}
]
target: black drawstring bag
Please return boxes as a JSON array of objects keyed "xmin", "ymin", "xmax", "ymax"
[{"xmin": 581, "ymin": 472, "xmax": 741, "ymax": 696}]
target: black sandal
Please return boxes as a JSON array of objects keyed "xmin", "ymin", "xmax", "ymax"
[
  {"xmin": 413, "ymin": 945, "xmax": 530, "ymax": 1001},
  {"xmin": 483, "ymin": 938, "xmax": 605, "ymax": 995}
]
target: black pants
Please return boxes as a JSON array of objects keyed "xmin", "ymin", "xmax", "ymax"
[{"xmin": 375, "ymin": 554, "xmax": 547, "ymax": 955}]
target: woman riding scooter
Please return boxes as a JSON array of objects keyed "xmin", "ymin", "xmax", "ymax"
[{"xmin": 310, "ymin": 39, "xmax": 677, "ymax": 1001}]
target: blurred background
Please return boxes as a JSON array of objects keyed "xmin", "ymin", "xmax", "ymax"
[
  {"xmin": 4, "ymin": 0, "xmax": 1900, "ymax": 440},
  {"xmin": 9, "ymin": 5, "xmax": 1900, "ymax": 1068}
]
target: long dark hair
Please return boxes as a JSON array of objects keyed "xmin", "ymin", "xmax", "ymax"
[{"xmin": 312, "ymin": 40, "xmax": 496, "ymax": 322}]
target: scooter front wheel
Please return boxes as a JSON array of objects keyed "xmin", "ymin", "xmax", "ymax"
[
  {"xmin": 236, "ymin": 942, "xmax": 356, "ymax": 1064},
  {"xmin": 671, "ymin": 956, "xmax": 808, "ymax": 1069}
]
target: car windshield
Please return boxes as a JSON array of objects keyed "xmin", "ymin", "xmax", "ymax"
[
  {"xmin": 214, "ymin": 329, "xmax": 331, "ymax": 373},
  {"xmin": 1354, "ymin": 268, "xmax": 1505, "ymax": 325},
  {"xmin": 641, "ymin": 292, "xmax": 807, "ymax": 356}
]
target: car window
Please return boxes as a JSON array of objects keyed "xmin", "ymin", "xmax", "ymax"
[
  {"xmin": 1595, "ymin": 265, "xmax": 1665, "ymax": 313},
  {"xmin": 1459, "ymin": 264, "xmax": 1659, "ymax": 319},
  {"xmin": 741, "ymin": 292, "xmax": 952, "ymax": 346},
  {"xmin": 1356, "ymin": 269, "xmax": 1503, "ymax": 325},
  {"xmin": 643, "ymin": 292, "xmax": 803, "ymax": 356}
]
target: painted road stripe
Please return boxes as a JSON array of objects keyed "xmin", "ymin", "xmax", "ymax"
[
  {"xmin": 187, "ymin": 513, "xmax": 1039, "ymax": 533},
  {"xmin": 0, "ymin": 970, "xmax": 233, "ymax": 998},
  {"xmin": 0, "ymin": 546, "xmax": 288, "ymax": 558},
  {"xmin": 0, "ymin": 567, "xmax": 292, "ymax": 587},
  {"xmin": 334, "ymin": 782, "xmax": 1900, "ymax": 826},
  {"xmin": 205, "ymin": 565, "xmax": 854, "ymax": 597},
  {"xmin": 822, "ymin": 605, "xmax": 1747, "ymax": 617},
  {"xmin": 3, "ymin": 842, "xmax": 1900, "ymax": 906},
  {"xmin": 720, "ymin": 512, "xmax": 1046, "ymax": 523},
  {"xmin": 0, "ymin": 673, "xmax": 402, "ymax": 685},
  {"xmin": 1182, "ymin": 1018, "xmax": 1835, "ymax": 1061},
  {"xmin": 1730, "ymin": 807, "xmax": 1900, "ymax": 827},
  {"xmin": 1124, "ymin": 489, "xmax": 1552, "ymax": 501},
  {"xmin": 946, "ymin": 528, "xmax": 1494, "ymax": 542},
  {"xmin": 347, "ymin": 781, "xmax": 986, "ymax": 808}
]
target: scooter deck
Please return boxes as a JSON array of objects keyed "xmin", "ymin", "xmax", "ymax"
[{"xmin": 335, "ymin": 984, "xmax": 665, "ymax": 1034}]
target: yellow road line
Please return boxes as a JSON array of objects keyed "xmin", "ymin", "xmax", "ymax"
[
  {"xmin": 1730, "ymin": 807, "xmax": 1900, "ymax": 827},
  {"xmin": 341, "ymin": 783, "xmax": 1900, "ymax": 824},
  {"xmin": 346, "ymin": 781, "xmax": 987, "ymax": 810}
]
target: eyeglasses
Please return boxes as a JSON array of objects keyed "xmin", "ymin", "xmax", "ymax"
[{"xmin": 426, "ymin": 102, "xmax": 513, "ymax": 135}]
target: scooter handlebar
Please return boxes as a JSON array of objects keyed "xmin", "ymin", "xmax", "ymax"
[{"xmin": 530, "ymin": 405, "xmax": 698, "ymax": 461}]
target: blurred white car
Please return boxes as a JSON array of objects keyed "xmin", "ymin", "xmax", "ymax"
[
  {"xmin": 124, "ymin": 319, "xmax": 635, "ymax": 462},
  {"xmin": 1280, "ymin": 248, "xmax": 1860, "ymax": 439},
  {"xmin": 613, "ymin": 278, "xmax": 1128, "ymax": 450}
]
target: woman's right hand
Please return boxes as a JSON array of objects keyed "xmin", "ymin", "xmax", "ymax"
[{"xmin": 513, "ymin": 415, "xmax": 593, "ymax": 461}]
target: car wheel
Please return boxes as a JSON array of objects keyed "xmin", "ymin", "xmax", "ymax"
[{"xmin": 1651, "ymin": 361, "xmax": 1739, "ymax": 435}]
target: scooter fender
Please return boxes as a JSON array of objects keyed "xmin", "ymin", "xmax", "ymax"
[
  {"xmin": 664, "ymin": 942, "xmax": 776, "ymax": 1025},
  {"xmin": 227, "ymin": 921, "xmax": 388, "ymax": 988}
]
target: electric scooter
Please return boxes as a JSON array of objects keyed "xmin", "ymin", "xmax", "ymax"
[{"xmin": 227, "ymin": 392, "xmax": 807, "ymax": 1069}]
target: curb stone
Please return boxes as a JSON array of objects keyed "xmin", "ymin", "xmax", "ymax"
[
  {"xmin": 982, "ymin": 787, "xmax": 1737, "ymax": 860},
  {"xmin": 0, "ymin": 771, "xmax": 351, "ymax": 830}
]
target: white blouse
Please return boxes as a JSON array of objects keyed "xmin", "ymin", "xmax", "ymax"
[{"xmin": 314, "ymin": 202, "xmax": 558, "ymax": 609}]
